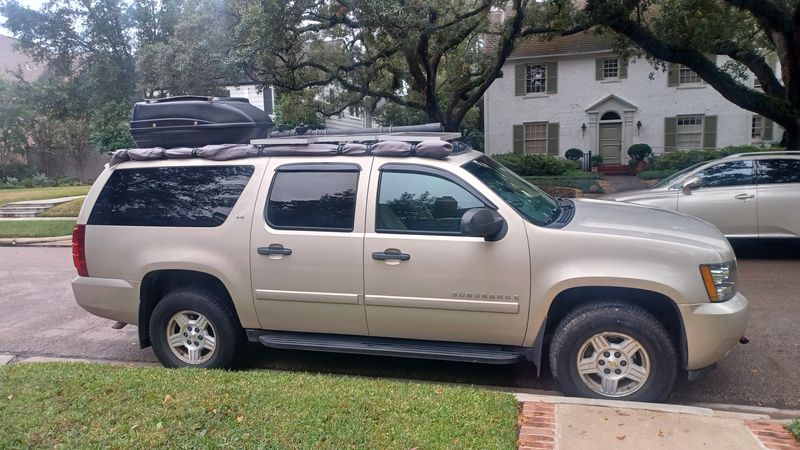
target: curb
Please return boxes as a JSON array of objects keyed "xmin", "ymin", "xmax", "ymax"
[
  {"xmin": 0, "ymin": 235, "xmax": 72, "ymax": 246},
  {"xmin": 515, "ymin": 393, "xmax": 717, "ymax": 418}
]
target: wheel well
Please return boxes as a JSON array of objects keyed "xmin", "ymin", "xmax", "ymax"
[
  {"xmin": 543, "ymin": 287, "xmax": 686, "ymax": 367},
  {"xmin": 138, "ymin": 270, "xmax": 239, "ymax": 348}
]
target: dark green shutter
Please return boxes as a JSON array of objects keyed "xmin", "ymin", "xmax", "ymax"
[
  {"xmin": 513, "ymin": 124, "xmax": 524, "ymax": 154},
  {"xmin": 703, "ymin": 115, "xmax": 717, "ymax": 148},
  {"xmin": 595, "ymin": 59, "xmax": 604, "ymax": 80},
  {"xmin": 667, "ymin": 62, "xmax": 679, "ymax": 86},
  {"xmin": 664, "ymin": 117, "xmax": 677, "ymax": 151},
  {"xmin": 547, "ymin": 122, "xmax": 559, "ymax": 155},
  {"xmin": 515, "ymin": 64, "xmax": 526, "ymax": 96},
  {"xmin": 763, "ymin": 118, "xmax": 774, "ymax": 141},
  {"xmin": 546, "ymin": 62, "xmax": 558, "ymax": 94},
  {"xmin": 619, "ymin": 58, "xmax": 628, "ymax": 79}
]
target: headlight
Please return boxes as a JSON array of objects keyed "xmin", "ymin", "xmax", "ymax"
[{"xmin": 699, "ymin": 261, "xmax": 737, "ymax": 302}]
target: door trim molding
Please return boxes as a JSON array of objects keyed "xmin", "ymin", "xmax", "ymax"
[
  {"xmin": 365, "ymin": 295, "xmax": 519, "ymax": 314},
  {"xmin": 255, "ymin": 289, "xmax": 360, "ymax": 305}
]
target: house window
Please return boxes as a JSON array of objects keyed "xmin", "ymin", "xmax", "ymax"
[
  {"xmin": 525, "ymin": 64, "xmax": 547, "ymax": 94},
  {"xmin": 751, "ymin": 115, "xmax": 763, "ymax": 140},
  {"xmin": 678, "ymin": 65, "xmax": 702, "ymax": 84},
  {"xmin": 524, "ymin": 122, "xmax": 548, "ymax": 154},
  {"xmin": 602, "ymin": 58, "xmax": 619, "ymax": 79},
  {"xmin": 676, "ymin": 116, "xmax": 704, "ymax": 149}
]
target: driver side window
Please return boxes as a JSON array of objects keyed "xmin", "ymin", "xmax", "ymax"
[
  {"xmin": 696, "ymin": 161, "xmax": 754, "ymax": 187},
  {"xmin": 377, "ymin": 171, "xmax": 485, "ymax": 234}
]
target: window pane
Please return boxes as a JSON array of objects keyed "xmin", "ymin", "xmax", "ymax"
[
  {"xmin": 377, "ymin": 171, "xmax": 484, "ymax": 234},
  {"xmin": 524, "ymin": 122, "xmax": 547, "ymax": 155},
  {"xmin": 526, "ymin": 64, "xmax": 546, "ymax": 93},
  {"xmin": 676, "ymin": 116, "xmax": 703, "ymax": 149},
  {"xmin": 697, "ymin": 161, "xmax": 754, "ymax": 187},
  {"xmin": 89, "ymin": 166, "xmax": 254, "ymax": 227},
  {"xmin": 758, "ymin": 159, "xmax": 800, "ymax": 184},
  {"xmin": 679, "ymin": 66, "xmax": 701, "ymax": 84},
  {"xmin": 267, "ymin": 171, "xmax": 358, "ymax": 231},
  {"xmin": 603, "ymin": 58, "xmax": 618, "ymax": 78},
  {"xmin": 751, "ymin": 115, "xmax": 762, "ymax": 140}
]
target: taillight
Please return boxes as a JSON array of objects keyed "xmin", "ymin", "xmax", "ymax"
[{"xmin": 72, "ymin": 224, "xmax": 88, "ymax": 277}]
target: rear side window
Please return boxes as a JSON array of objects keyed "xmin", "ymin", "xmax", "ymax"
[
  {"xmin": 758, "ymin": 159, "xmax": 800, "ymax": 184},
  {"xmin": 89, "ymin": 165, "xmax": 254, "ymax": 227},
  {"xmin": 266, "ymin": 170, "xmax": 358, "ymax": 231}
]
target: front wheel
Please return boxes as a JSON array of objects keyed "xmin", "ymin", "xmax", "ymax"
[
  {"xmin": 150, "ymin": 287, "xmax": 241, "ymax": 369},
  {"xmin": 549, "ymin": 301, "xmax": 678, "ymax": 402}
]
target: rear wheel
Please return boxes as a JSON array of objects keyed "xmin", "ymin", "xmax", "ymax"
[
  {"xmin": 150, "ymin": 287, "xmax": 241, "ymax": 369},
  {"xmin": 549, "ymin": 301, "xmax": 677, "ymax": 402}
]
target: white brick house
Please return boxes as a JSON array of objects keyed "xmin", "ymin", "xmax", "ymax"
[{"xmin": 483, "ymin": 32, "xmax": 782, "ymax": 164}]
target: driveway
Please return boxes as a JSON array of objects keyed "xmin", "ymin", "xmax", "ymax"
[{"xmin": 1, "ymin": 243, "xmax": 798, "ymax": 409}]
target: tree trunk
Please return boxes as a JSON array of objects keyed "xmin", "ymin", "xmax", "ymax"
[{"xmin": 786, "ymin": 126, "xmax": 799, "ymax": 150}]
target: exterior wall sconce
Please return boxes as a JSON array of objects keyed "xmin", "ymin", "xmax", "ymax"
[
  {"xmin": 636, "ymin": 120, "xmax": 642, "ymax": 135},
  {"xmin": 581, "ymin": 123, "xmax": 587, "ymax": 137}
]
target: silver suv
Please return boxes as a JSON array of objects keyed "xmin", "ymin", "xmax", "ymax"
[
  {"xmin": 71, "ymin": 140, "xmax": 749, "ymax": 402},
  {"xmin": 605, "ymin": 152, "xmax": 800, "ymax": 238}
]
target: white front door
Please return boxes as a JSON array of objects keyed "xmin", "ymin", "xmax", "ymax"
[{"xmin": 362, "ymin": 159, "xmax": 531, "ymax": 346}]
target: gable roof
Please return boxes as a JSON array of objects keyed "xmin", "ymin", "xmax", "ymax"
[
  {"xmin": 510, "ymin": 30, "xmax": 616, "ymax": 59},
  {"xmin": 0, "ymin": 34, "xmax": 44, "ymax": 82}
]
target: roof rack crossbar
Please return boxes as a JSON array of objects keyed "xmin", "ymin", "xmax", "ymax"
[{"xmin": 724, "ymin": 150, "xmax": 800, "ymax": 158}]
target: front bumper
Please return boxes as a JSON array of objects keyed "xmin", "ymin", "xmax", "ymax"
[
  {"xmin": 679, "ymin": 292, "xmax": 750, "ymax": 370},
  {"xmin": 72, "ymin": 276, "xmax": 140, "ymax": 325}
]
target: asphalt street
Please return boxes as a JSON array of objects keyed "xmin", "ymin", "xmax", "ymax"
[{"xmin": 0, "ymin": 242, "xmax": 798, "ymax": 409}]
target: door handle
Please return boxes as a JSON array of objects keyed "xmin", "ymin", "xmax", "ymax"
[
  {"xmin": 257, "ymin": 244, "xmax": 292, "ymax": 256},
  {"xmin": 734, "ymin": 193, "xmax": 755, "ymax": 200},
  {"xmin": 372, "ymin": 249, "xmax": 410, "ymax": 261}
]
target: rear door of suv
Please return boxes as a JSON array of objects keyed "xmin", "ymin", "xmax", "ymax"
[
  {"xmin": 250, "ymin": 157, "xmax": 372, "ymax": 335},
  {"xmin": 755, "ymin": 157, "xmax": 800, "ymax": 238}
]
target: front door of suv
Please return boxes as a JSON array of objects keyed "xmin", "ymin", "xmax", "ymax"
[
  {"xmin": 250, "ymin": 158, "xmax": 371, "ymax": 335},
  {"xmin": 362, "ymin": 160, "xmax": 531, "ymax": 346},
  {"xmin": 677, "ymin": 160, "xmax": 758, "ymax": 237}
]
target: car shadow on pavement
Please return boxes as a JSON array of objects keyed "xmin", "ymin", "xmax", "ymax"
[{"xmin": 730, "ymin": 238, "xmax": 800, "ymax": 260}]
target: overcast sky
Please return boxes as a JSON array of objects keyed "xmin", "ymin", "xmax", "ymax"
[{"xmin": 1, "ymin": 0, "xmax": 47, "ymax": 36}]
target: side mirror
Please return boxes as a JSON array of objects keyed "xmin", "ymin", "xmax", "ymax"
[
  {"xmin": 682, "ymin": 176, "xmax": 701, "ymax": 194},
  {"xmin": 461, "ymin": 208, "xmax": 507, "ymax": 241}
]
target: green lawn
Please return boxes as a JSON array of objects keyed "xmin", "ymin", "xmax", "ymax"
[
  {"xmin": 526, "ymin": 171, "xmax": 604, "ymax": 192},
  {"xmin": 788, "ymin": 419, "xmax": 800, "ymax": 442},
  {"xmin": 38, "ymin": 198, "xmax": 85, "ymax": 217},
  {"xmin": 0, "ymin": 186, "xmax": 90, "ymax": 206},
  {"xmin": 0, "ymin": 220, "xmax": 76, "ymax": 238},
  {"xmin": 0, "ymin": 363, "xmax": 518, "ymax": 449}
]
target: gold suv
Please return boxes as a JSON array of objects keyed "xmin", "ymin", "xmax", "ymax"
[{"xmin": 71, "ymin": 138, "xmax": 749, "ymax": 402}]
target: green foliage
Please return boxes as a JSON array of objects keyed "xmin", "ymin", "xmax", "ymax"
[
  {"xmin": 0, "ymin": 363, "xmax": 518, "ymax": 448},
  {"xmin": 0, "ymin": 219, "xmax": 77, "ymax": 238},
  {"xmin": 648, "ymin": 146, "xmax": 779, "ymax": 171},
  {"xmin": 0, "ymin": 175, "xmax": 82, "ymax": 189},
  {"xmin": 565, "ymin": 148, "xmax": 584, "ymax": 161},
  {"xmin": 0, "ymin": 186, "xmax": 90, "ymax": 205},
  {"xmin": 627, "ymin": 144, "xmax": 653, "ymax": 162},
  {"xmin": 0, "ymin": 79, "xmax": 29, "ymax": 167},
  {"xmin": 273, "ymin": 89, "xmax": 326, "ymax": 130},
  {"xmin": 39, "ymin": 197, "xmax": 85, "ymax": 217},
  {"xmin": 636, "ymin": 169, "xmax": 677, "ymax": 180},
  {"xmin": 591, "ymin": 154, "xmax": 604, "ymax": 165},
  {"xmin": 374, "ymin": 102, "xmax": 429, "ymax": 127},
  {"xmin": 494, "ymin": 154, "xmax": 581, "ymax": 176},
  {"xmin": 786, "ymin": 419, "xmax": 800, "ymax": 441}
]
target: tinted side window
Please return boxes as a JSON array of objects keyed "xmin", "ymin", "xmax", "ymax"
[
  {"xmin": 377, "ymin": 171, "xmax": 485, "ymax": 234},
  {"xmin": 758, "ymin": 159, "xmax": 800, "ymax": 184},
  {"xmin": 696, "ymin": 161, "xmax": 754, "ymax": 187},
  {"xmin": 266, "ymin": 171, "xmax": 358, "ymax": 231},
  {"xmin": 89, "ymin": 165, "xmax": 254, "ymax": 227}
]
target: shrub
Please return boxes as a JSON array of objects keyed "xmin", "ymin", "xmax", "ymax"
[
  {"xmin": 564, "ymin": 148, "xmax": 584, "ymax": 161},
  {"xmin": 627, "ymin": 144, "xmax": 653, "ymax": 162},
  {"xmin": 649, "ymin": 145, "xmax": 779, "ymax": 171},
  {"xmin": 493, "ymin": 153, "xmax": 579, "ymax": 176},
  {"xmin": 591, "ymin": 154, "xmax": 604, "ymax": 165},
  {"xmin": 0, "ymin": 174, "xmax": 82, "ymax": 189},
  {"xmin": 637, "ymin": 169, "xmax": 677, "ymax": 180}
]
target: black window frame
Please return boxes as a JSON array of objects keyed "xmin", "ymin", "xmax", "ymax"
[
  {"xmin": 375, "ymin": 163, "xmax": 494, "ymax": 237},
  {"xmin": 264, "ymin": 163, "xmax": 361, "ymax": 233},
  {"xmin": 88, "ymin": 164, "xmax": 255, "ymax": 228},
  {"xmin": 756, "ymin": 158, "xmax": 800, "ymax": 185}
]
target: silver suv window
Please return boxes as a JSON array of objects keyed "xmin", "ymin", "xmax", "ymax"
[
  {"xmin": 695, "ymin": 160, "xmax": 754, "ymax": 187},
  {"xmin": 757, "ymin": 159, "xmax": 800, "ymax": 184},
  {"xmin": 266, "ymin": 170, "xmax": 358, "ymax": 232}
]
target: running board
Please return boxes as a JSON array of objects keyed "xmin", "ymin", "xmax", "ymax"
[{"xmin": 247, "ymin": 330, "xmax": 523, "ymax": 365}]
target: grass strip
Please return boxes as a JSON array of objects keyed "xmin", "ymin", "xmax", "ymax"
[
  {"xmin": 0, "ymin": 363, "xmax": 518, "ymax": 449},
  {"xmin": 787, "ymin": 419, "xmax": 800, "ymax": 442},
  {"xmin": 0, "ymin": 186, "xmax": 90, "ymax": 206},
  {"xmin": 0, "ymin": 220, "xmax": 76, "ymax": 238},
  {"xmin": 38, "ymin": 198, "xmax": 84, "ymax": 217}
]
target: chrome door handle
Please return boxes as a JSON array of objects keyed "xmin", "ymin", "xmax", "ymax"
[
  {"xmin": 257, "ymin": 244, "xmax": 292, "ymax": 256},
  {"xmin": 734, "ymin": 194, "xmax": 755, "ymax": 200},
  {"xmin": 372, "ymin": 249, "xmax": 410, "ymax": 261}
]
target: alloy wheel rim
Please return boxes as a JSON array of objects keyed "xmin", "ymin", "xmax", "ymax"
[
  {"xmin": 166, "ymin": 310, "xmax": 217, "ymax": 365},
  {"xmin": 576, "ymin": 331, "xmax": 650, "ymax": 397}
]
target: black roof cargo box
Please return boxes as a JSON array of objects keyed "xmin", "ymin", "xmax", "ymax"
[{"xmin": 130, "ymin": 96, "xmax": 272, "ymax": 148}]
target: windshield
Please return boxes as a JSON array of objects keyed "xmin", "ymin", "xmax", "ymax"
[
  {"xmin": 652, "ymin": 162, "xmax": 706, "ymax": 188},
  {"xmin": 463, "ymin": 155, "xmax": 558, "ymax": 226}
]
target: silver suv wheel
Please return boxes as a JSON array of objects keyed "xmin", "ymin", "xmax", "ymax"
[
  {"xmin": 166, "ymin": 310, "xmax": 217, "ymax": 365},
  {"xmin": 576, "ymin": 331, "xmax": 650, "ymax": 397}
]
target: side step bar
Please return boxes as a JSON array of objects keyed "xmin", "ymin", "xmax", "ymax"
[{"xmin": 247, "ymin": 330, "xmax": 523, "ymax": 365}]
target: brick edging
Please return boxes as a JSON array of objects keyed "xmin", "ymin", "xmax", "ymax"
[
  {"xmin": 746, "ymin": 420, "xmax": 800, "ymax": 449},
  {"xmin": 517, "ymin": 401, "xmax": 556, "ymax": 450}
]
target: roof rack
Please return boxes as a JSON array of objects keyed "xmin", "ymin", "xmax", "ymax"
[
  {"xmin": 724, "ymin": 150, "xmax": 800, "ymax": 158},
  {"xmin": 251, "ymin": 122, "xmax": 461, "ymax": 145}
]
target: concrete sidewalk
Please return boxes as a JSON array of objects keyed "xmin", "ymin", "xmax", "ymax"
[{"xmin": 516, "ymin": 394, "xmax": 799, "ymax": 450}]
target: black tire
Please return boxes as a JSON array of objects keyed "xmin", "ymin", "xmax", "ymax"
[
  {"xmin": 549, "ymin": 301, "xmax": 677, "ymax": 402},
  {"xmin": 149, "ymin": 287, "xmax": 241, "ymax": 369}
]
